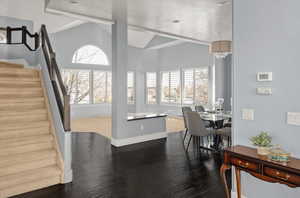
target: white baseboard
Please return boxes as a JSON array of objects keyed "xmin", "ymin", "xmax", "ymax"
[
  {"xmin": 111, "ymin": 132, "xmax": 167, "ymax": 147},
  {"xmin": 231, "ymin": 191, "xmax": 247, "ymax": 198},
  {"xmin": 63, "ymin": 169, "xmax": 73, "ymax": 184}
]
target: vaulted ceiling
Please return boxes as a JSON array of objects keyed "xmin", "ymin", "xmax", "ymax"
[{"xmin": 46, "ymin": 0, "xmax": 232, "ymax": 43}]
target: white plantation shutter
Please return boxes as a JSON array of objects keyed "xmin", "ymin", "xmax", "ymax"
[
  {"xmin": 161, "ymin": 72, "xmax": 170, "ymax": 103},
  {"xmin": 146, "ymin": 72, "xmax": 157, "ymax": 104},
  {"xmin": 127, "ymin": 72, "xmax": 135, "ymax": 104},
  {"xmin": 169, "ymin": 71, "xmax": 181, "ymax": 104},
  {"xmin": 183, "ymin": 69, "xmax": 194, "ymax": 104},
  {"xmin": 146, "ymin": 72, "xmax": 156, "ymax": 88}
]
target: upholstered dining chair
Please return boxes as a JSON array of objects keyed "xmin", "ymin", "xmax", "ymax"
[
  {"xmin": 185, "ymin": 111, "xmax": 214, "ymax": 151},
  {"xmin": 216, "ymin": 127, "xmax": 232, "ymax": 147},
  {"xmin": 195, "ymin": 105, "xmax": 205, "ymax": 112},
  {"xmin": 182, "ymin": 106, "xmax": 193, "ymax": 141}
]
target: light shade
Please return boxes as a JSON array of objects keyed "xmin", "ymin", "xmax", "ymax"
[{"xmin": 210, "ymin": 40, "xmax": 232, "ymax": 58}]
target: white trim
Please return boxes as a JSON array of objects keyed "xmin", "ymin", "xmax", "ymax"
[
  {"xmin": 147, "ymin": 40, "xmax": 185, "ymax": 50},
  {"xmin": 231, "ymin": 191, "xmax": 247, "ymax": 198},
  {"xmin": 111, "ymin": 132, "xmax": 167, "ymax": 147}
]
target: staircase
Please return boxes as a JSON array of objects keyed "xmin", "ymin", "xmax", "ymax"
[{"xmin": 0, "ymin": 61, "xmax": 63, "ymax": 198}]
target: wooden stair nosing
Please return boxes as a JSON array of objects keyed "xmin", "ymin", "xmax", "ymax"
[
  {"xmin": 0, "ymin": 103, "xmax": 45, "ymax": 111},
  {"xmin": 0, "ymin": 175, "xmax": 61, "ymax": 198},
  {"xmin": 0, "ymin": 121, "xmax": 50, "ymax": 132},
  {"xmin": 0, "ymin": 62, "xmax": 24, "ymax": 69},
  {"xmin": 0, "ymin": 165, "xmax": 61, "ymax": 189},
  {"xmin": 0, "ymin": 134, "xmax": 53, "ymax": 148},
  {"xmin": 0, "ymin": 128, "xmax": 50, "ymax": 140},
  {"xmin": 0, "ymin": 108, "xmax": 47, "ymax": 116},
  {"xmin": 0, "ymin": 149, "xmax": 56, "ymax": 168},
  {"xmin": 0, "ymin": 157, "xmax": 57, "ymax": 177},
  {"xmin": 0, "ymin": 114, "xmax": 48, "ymax": 124},
  {"xmin": 0, "ymin": 81, "xmax": 41, "ymax": 88},
  {"xmin": 0, "ymin": 142, "xmax": 53, "ymax": 157}
]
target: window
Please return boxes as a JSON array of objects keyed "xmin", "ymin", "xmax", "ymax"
[
  {"xmin": 0, "ymin": 29, "xmax": 6, "ymax": 43},
  {"xmin": 194, "ymin": 68, "xmax": 209, "ymax": 104},
  {"xmin": 72, "ymin": 45, "xmax": 109, "ymax": 65},
  {"xmin": 182, "ymin": 69, "xmax": 194, "ymax": 104},
  {"xmin": 93, "ymin": 71, "xmax": 112, "ymax": 103},
  {"xmin": 161, "ymin": 71, "xmax": 181, "ymax": 104},
  {"xmin": 127, "ymin": 72, "xmax": 135, "ymax": 104},
  {"xmin": 146, "ymin": 72, "xmax": 157, "ymax": 104},
  {"xmin": 62, "ymin": 69, "xmax": 112, "ymax": 104},
  {"xmin": 62, "ymin": 70, "xmax": 90, "ymax": 104},
  {"xmin": 160, "ymin": 68, "xmax": 209, "ymax": 105}
]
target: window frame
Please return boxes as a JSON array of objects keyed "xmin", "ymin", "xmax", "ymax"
[
  {"xmin": 127, "ymin": 71, "xmax": 136, "ymax": 105},
  {"xmin": 160, "ymin": 70, "xmax": 181, "ymax": 105},
  {"xmin": 159, "ymin": 67, "xmax": 209, "ymax": 106},
  {"xmin": 72, "ymin": 45, "xmax": 109, "ymax": 66},
  {"xmin": 145, "ymin": 72, "xmax": 158, "ymax": 105},
  {"xmin": 62, "ymin": 68, "xmax": 112, "ymax": 106}
]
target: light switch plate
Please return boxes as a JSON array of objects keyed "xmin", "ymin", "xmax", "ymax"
[
  {"xmin": 287, "ymin": 112, "xmax": 300, "ymax": 126},
  {"xmin": 257, "ymin": 87, "xmax": 272, "ymax": 95},
  {"xmin": 257, "ymin": 72, "xmax": 273, "ymax": 82},
  {"xmin": 242, "ymin": 109, "xmax": 254, "ymax": 120}
]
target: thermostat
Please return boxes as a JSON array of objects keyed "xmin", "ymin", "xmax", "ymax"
[{"xmin": 257, "ymin": 72, "xmax": 272, "ymax": 82}]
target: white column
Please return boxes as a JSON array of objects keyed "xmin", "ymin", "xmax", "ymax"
[{"xmin": 111, "ymin": 0, "xmax": 128, "ymax": 140}]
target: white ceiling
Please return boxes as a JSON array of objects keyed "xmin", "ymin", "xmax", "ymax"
[
  {"xmin": 0, "ymin": 0, "xmax": 232, "ymax": 48},
  {"xmin": 47, "ymin": 0, "xmax": 232, "ymax": 42},
  {"xmin": 0, "ymin": 0, "xmax": 77, "ymax": 33}
]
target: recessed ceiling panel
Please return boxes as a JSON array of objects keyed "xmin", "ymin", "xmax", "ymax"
[{"xmin": 47, "ymin": 0, "xmax": 232, "ymax": 42}]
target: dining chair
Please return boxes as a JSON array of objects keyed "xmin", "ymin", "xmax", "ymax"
[
  {"xmin": 216, "ymin": 127, "xmax": 232, "ymax": 147},
  {"xmin": 195, "ymin": 105, "xmax": 205, "ymax": 112},
  {"xmin": 185, "ymin": 111, "xmax": 214, "ymax": 151},
  {"xmin": 182, "ymin": 107, "xmax": 193, "ymax": 141}
]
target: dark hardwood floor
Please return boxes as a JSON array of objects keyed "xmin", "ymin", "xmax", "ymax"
[{"xmin": 13, "ymin": 132, "xmax": 230, "ymax": 198}]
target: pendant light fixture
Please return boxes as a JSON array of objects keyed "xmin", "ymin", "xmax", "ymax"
[{"xmin": 210, "ymin": 40, "xmax": 232, "ymax": 59}]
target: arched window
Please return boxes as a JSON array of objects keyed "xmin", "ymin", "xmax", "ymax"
[{"xmin": 72, "ymin": 45, "xmax": 109, "ymax": 65}]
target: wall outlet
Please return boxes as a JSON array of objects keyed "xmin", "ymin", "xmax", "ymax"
[
  {"xmin": 287, "ymin": 112, "xmax": 300, "ymax": 126},
  {"xmin": 256, "ymin": 87, "xmax": 272, "ymax": 95},
  {"xmin": 242, "ymin": 109, "xmax": 254, "ymax": 120}
]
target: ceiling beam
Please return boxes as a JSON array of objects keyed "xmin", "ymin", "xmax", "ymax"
[
  {"xmin": 45, "ymin": 8, "xmax": 115, "ymax": 25},
  {"xmin": 51, "ymin": 20, "xmax": 86, "ymax": 33},
  {"xmin": 45, "ymin": 8, "xmax": 211, "ymax": 45},
  {"xmin": 147, "ymin": 40, "xmax": 185, "ymax": 50}
]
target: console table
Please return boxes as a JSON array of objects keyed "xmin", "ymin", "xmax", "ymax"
[{"xmin": 221, "ymin": 145, "xmax": 300, "ymax": 198}]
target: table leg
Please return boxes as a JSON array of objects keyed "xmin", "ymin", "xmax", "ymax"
[
  {"xmin": 220, "ymin": 164, "xmax": 231, "ymax": 198},
  {"xmin": 235, "ymin": 167, "xmax": 242, "ymax": 198}
]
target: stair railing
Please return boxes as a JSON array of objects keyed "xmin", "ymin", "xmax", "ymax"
[
  {"xmin": 5, "ymin": 26, "xmax": 40, "ymax": 51},
  {"xmin": 40, "ymin": 25, "xmax": 71, "ymax": 131},
  {"xmin": 4, "ymin": 25, "xmax": 71, "ymax": 131}
]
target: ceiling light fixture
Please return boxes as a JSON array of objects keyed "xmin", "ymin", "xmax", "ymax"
[
  {"xmin": 210, "ymin": 40, "xmax": 232, "ymax": 59},
  {"xmin": 217, "ymin": 1, "xmax": 230, "ymax": 6},
  {"xmin": 172, "ymin": 20, "xmax": 180, "ymax": 24},
  {"xmin": 70, "ymin": 0, "xmax": 79, "ymax": 4}
]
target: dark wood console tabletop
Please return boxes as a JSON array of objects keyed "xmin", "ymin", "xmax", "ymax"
[{"xmin": 221, "ymin": 145, "xmax": 300, "ymax": 198}]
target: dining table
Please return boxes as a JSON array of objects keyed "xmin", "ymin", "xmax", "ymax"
[{"xmin": 198, "ymin": 111, "xmax": 232, "ymax": 150}]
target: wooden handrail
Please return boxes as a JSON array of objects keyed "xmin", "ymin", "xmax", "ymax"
[{"xmin": 40, "ymin": 25, "xmax": 71, "ymax": 131}]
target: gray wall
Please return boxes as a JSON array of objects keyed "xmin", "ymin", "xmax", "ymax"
[
  {"xmin": 233, "ymin": 0, "xmax": 300, "ymax": 197},
  {"xmin": 0, "ymin": 16, "xmax": 38, "ymax": 65},
  {"xmin": 51, "ymin": 23, "xmax": 140, "ymax": 119},
  {"xmin": 51, "ymin": 23, "xmax": 231, "ymax": 119}
]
